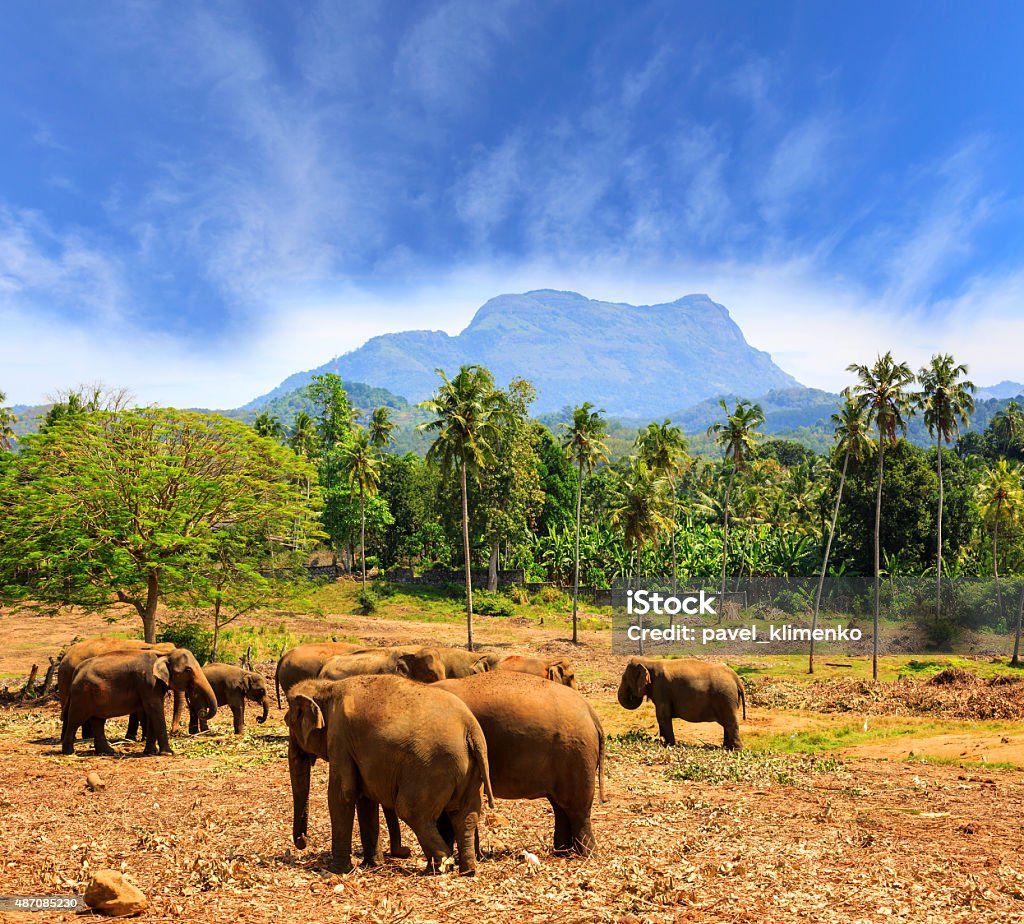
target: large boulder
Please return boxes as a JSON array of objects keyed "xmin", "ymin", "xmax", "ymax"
[{"xmin": 83, "ymin": 870, "xmax": 148, "ymax": 917}]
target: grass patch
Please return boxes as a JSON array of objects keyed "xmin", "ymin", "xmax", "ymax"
[{"xmin": 903, "ymin": 754, "xmax": 1020, "ymax": 771}]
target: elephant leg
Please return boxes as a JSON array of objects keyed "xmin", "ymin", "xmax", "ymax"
[
  {"xmin": 143, "ymin": 701, "xmax": 172, "ymax": 756},
  {"xmin": 81, "ymin": 718, "xmax": 94, "ymax": 740},
  {"xmin": 355, "ymin": 797, "xmax": 382, "ymax": 867},
  {"xmin": 450, "ymin": 794, "xmax": 481, "ymax": 876},
  {"xmin": 92, "ymin": 719, "xmax": 116, "ymax": 757},
  {"xmin": 722, "ymin": 718, "xmax": 742, "ymax": 751},
  {"xmin": 570, "ymin": 813, "xmax": 596, "ymax": 857},
  {"xmin": 655, "ymin": 704, "xmax": 676, "ymax": 746},
  {"xmin": 187, "ymin": 706, "xmax": 200, "ymax": 736},
  {"xmin": 60, "ymin": 709, "xmax": 79, "ymax": 756},
  {"xmin": 384, "ymin": 810, "xmax": 411, "ymax": 859},
  {"xmin": 231, "ymin": 702, "xmax": 244, "ymax": 735},
  {"xmin": 406, "ymin": 814, "xmax": 452, "ymax": 874},
  {"xmin": 550, "ymin": 799, "xmax": 573, "ymax": 853},
  {"xmin": 327, "ymin": 776, "xmax": 356, "ymax": 873},
  {"xmin": 126, "ymin": 713, "xmax": 140, "ymax": 741},
  {"xmin": 436, "ymin": 812, "xmax": 456, "ymax": 853},
  {"xmin": 170, "ymin": 689, "xmax": 185, "ymax": 736}
]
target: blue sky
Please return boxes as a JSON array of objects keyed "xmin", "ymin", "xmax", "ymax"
[{"xmin": 3, "ymin": 1, "xmax": 1024, "ymax": 406}]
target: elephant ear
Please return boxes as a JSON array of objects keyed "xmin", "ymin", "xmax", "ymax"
[
  {"xmin": 152, "ymin": 656, "xmax": 171, "ymax": 686},
  {"xmin": 630, "ymin": 663, "xmax": 652, "ymax": 700},
  {"xmin": 471, "ymin": 656, "xmax": 490, "ymax": 674},
  {"xmin": 547, "ymin": 660, "xmax": 574, "ymax": 686},
  {"xmin": 395, "ymin": 655, "xmax": 412, "ymax": 678},
  {"xmin": 290, "ymin": 694, "xmax": 324, "ymax": 750}
]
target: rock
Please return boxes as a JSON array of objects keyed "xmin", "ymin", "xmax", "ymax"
[
  {"xmin": 86, "ymin": 772, "xmax": 106, "ymax": 792},
  {"xmin": 84, "ymin": 870, "xmax": 148, "ymax": 917}
]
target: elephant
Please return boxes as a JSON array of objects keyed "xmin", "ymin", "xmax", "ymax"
[
  {"xmin": 286, "ymin": 676, "xmax": 494, "ymax": 875},
  {"xmin": 617, "ymin": 657, "xmax": 746, "ymax": 750},
  {"xmin": 57, "ymin": 638, "xmax": 180, "ymax": 741},
  {"xmin": 61, "ymin": 648, "xmax": 218, "ymax": 756},
  {"xmin": 187, "ymin": 664, "xmax": 271, "ymax": 734},
  {"xmin": 436, "ymin": 648, "xmax": 492, "ymax": 679},
  {"xmin": 492, "ymin": 655, "xmax": 578, "ymax": 688},
  {"xmin": 275, "ymin": 642, "xmax": 363, "ymax": 707},
  {"xmin": 435, "ymin": 671, "xmax": 604, "ymax": 856},
  {"xmin": 318, "ymin": 646, "xmax": 445, "ymax": 684}
]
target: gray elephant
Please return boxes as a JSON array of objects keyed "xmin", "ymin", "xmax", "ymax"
[
  {"xmin": 617, "ymin": 657, "xmax": 746, "ymax": 749},
  {"xmin": 286, "ymin": 675, "xmax": 494, "ymax": 874},
  {"xmin": 492, "ymin": 655, "xmax": 578, "ymax": 688},
  {"xmin": 187, "ymin": 663, "xmax": 271, "ymax": 734},
  {"xmin": 275, "ymin": 642, "xmax": 362, "ymax": 707},
  {"xmin": 318, "ymin": 646, "xmax": 444, "ymax": 684},
  {"xmin": 436, "ymin": 671, "xmax": 604, "ymax": 856},
  {"xmin": 61, "ymin": 648, "xmax": 218, "ymax": 756},
  {"xmin": 436, "ymin": 648, "xmax": 492, "ymax": 679}
]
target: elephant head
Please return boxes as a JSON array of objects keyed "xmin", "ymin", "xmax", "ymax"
[
  {"xmin": 617, "ymin": 659, "xmax": 651, "ymax": 710},
  {"xmin": 245, "ymin": 673, "xmax": 271, "ymax": 724},
  {"xmin": 395, "ymin": 648, "xmax": 445, "ymax": 683},
  {"xmin": 284, "ymin": 685, "xmax": 329, "ymax": 850},
  {"xmin": 547, "ymin": 659, "xmax": 578, "ymax": 689},
  {"xmin": 154, "ymin": 648, "xmax": 218, "ymax": 721}
]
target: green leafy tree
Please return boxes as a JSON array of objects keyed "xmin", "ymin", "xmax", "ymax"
[
  {"xmin": 809, "ymin": 391, "xmax": 872, "ymax": 673},
  {"xmin": 562, "ymin": 403, "xmax": 610, "ymax": 643},
  {"xmin": 609, "ymin": 457, "xmax": 674, "ymax": 583},
  {"xmin": 708, "ymin": 399, "xmax": 764, "ymax": 599},
  {"xmin": 916, "ymin": 354, "xmax": 975, "ymax": 621},
  {"xmin": 0, "ymin": 409, "xmax": 319, "ymax": 642},
  {"xmin": 976, "ymin": 458, "xmax": 1024, "ymax": 657},
  {"xmin": 289, "ymin": 411, "xmax": 319, "ymax": 459},
  {"xmin": 368, "ymin": 406, "xmax": 396, "ymax": 450},
  {"xmin": 419, "ymin": 365, "xmax": 506, "ymax": 650},
  {"xmin": 847, "ymin": 352, "xmax": 916, "ymax": 678},
  {"xmin": 0, "ymin": 390, "xmax": 16, "ymax": 451},
  {"xmin": 253, "ymin": 411, "xmax": 285, "ymax": 442},
  {"xmin": 341, "ymin": 428, "xmax": 382, "ymax": 587},
  {"xmin": 533, "ymin": 423, "xmax": 578, "ymax": 535},
  {"xmin": 987, "ymin": 400, "xmax": 1024, "ymax": 462},
  {"xmin": 636, "ymin": 419, "xmax": 688, "ymax": 592}
]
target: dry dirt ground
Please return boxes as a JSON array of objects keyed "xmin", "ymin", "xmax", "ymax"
[{"xmin": 2, "ymin": 607, "xmax": 1024, "ymax": 923}]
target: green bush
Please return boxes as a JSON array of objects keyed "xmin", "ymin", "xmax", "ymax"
[
  {"xmin": 473, "ymin": 590, "xmax": 515, "ymax": 617},
  {"xmin": 157, "ymin": 620, "xmax": 213, "ymax": 664},
  {"xmin": 356, "ymin": 587, "xmax": 379, "ymax": 615}
]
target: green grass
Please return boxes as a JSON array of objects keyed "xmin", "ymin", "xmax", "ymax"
[{"xmin": 903, "ymin": 754, "xmax": 1019, "ymax": 771}]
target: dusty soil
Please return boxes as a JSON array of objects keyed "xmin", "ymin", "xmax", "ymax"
[{"xmin": 2, "ymin": 605, "xmax": 1024, "ymax": 922}]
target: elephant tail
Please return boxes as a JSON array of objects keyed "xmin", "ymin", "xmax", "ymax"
[
  {"xmin": 738, "ymin": 679, "xmax": 746, "ymax": 721},
  {"xmin": 275, "ymin": 656, "xmax": 283, "ymax": 709},
  {"xmin": 590, "ymin": 705, "xmax": 606, "ymax": 803},
  {"xmin": 467, "ymin": 726, "xmax": 494, "ymax": 809}
]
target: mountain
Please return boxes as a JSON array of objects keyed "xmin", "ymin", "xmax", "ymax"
[
  {"xmin": 244, "ymin": 290, "xmax": 800, "ymax": 417},
  {"xmin": 975, "ymin": 381, "xmax": 1024, "ymax": 401}
]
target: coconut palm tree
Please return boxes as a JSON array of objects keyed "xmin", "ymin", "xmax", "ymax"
[
  {"xmin": 989, "ymin": 400, "xmax": 1024, "ymax": 459},
  {"xmin": 0, "ymin": 391, "xmax": 16, "ymax": 451},
  {"xmin": 707, "ymin": 399, "xmax": 764, "ymax": 601},
  {"xmin": 289, "ymin": 411, "xmax": 319, "ymax": 459},
  {"xmin": 253, "ymin": 411, "xmax": 285, "ymax": 442},
  {"xmin": 341, "ymin": 428, "xmax": 382, "ymax": 589},
  {"xmin": 368, "ymin": 406, "xmax": 396, "ymax": 450},
  {"xmin": 419, "ymin": 365, "xmax": 506, "ymax": 650},
  {"xmin": 561, "ymin": 402, "xmax": 610, "ymax": 644},
  {"xmin": 636, "ymin": 419, "xmax": 689, "ymax": 593},
  {"xmin": 847, "ymin": 352, "xmax": 916, "ymax": 679},
  {"xmin": 976, "ymin": 459, "xmax": 1024, "ymax": 658},
  {"xmin": 916, "ymin": 354, "xmax": 975, "ymax": 622},
  {"xmin": 809, "ymin": 391, "xmax": 873, "ymax": 673}
]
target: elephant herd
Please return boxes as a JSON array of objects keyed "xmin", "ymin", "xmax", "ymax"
[{"xmin": 54, "ymin": 634, "xmax": 748, "ymax": 876}]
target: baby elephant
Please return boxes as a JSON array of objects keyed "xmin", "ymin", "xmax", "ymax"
[
  {"xmin": 287, "ymin": 675, "xmax": 494, "ymax": 875},
  {"xmin": 492, "ymin": 655, "xmax": 577, "ymax": 688},
  {"xmin": 188, "ymin": 664, "xmax": 271, "ymax": 735},
  {"xmin": 617, "ymin": 657, "xmax": 746, "ymax": 750},
  {"xmin": 318, "ymin": 646, "xmax": 445, "ymax": 684}
]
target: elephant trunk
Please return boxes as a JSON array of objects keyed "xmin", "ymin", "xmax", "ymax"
[
  {"xmin": 190, "ymin": 674, "xmax": 219, "ymax": 722},
  {"xmin": 289, "ymin": 738, "xmax": 313, "ymax": 849},
  {"xmin": 616, "ymin": 684, "xmax": 644, "ymax": 710},
  {"xmin": 257, "ymin": 695, "xmax": 270, "ymax": 724}
]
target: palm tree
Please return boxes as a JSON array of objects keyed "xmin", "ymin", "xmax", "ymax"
[
  {"xmin": 253, "ymin": 411, "xmax": 285, "ymax": 442},
  {"xmin": 0, "ymin": 391, "xmax": 16, "ymax": 451},
  {"xmin": 847, "ymin": 352, "xmax": 915, "ymax": 679},
  {"xmin": 342, "ymin": 429, "xmax": 382, "ymax": 588},
  {"xmin": 561, "ymin": 403, "xmax": 610, "ymax": 644},
  {"xmin": 976, "ymin": 459, "xmax": 1024, "ymax": 660},
  {"xmin": 368, "ymin": 406, "xmax": 396, "ymax": 450},
  {"xmin": 636, "ymin": 420, "xmax": 688, "ymax": 593},
  {"xmin": 989, "ymin": 400, "xmax": 1024, "ymax": 459},
  {"xmin": 809, "ymin": 391, "xmax": 872, "ymax": 673},
  {"xmin": 916, "ymin": 354, "xmax": 975, "ymax": 623},
  {"xmin": 289, "ymin": 411, "xmax": 319, "ymax": 459},
  {"xmin": 707, "ymin": 399, "xmax": 764, "ymax": 601},
  {"xmin": 419, "ymin": 365, "xmax": 506, "ymax": 650}
]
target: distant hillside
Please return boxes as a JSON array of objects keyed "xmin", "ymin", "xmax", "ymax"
[
  {"xmin": 976, "ymin": 381, "xmax": 1024, "ymax": 401},
  {"xmin": 244, "ymin": 290, "xmax": 800, "ymax": 417}
]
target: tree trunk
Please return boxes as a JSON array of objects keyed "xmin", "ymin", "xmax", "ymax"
[
  {"xmin": 670, "ymin": 476, "xmax": 678, "ymax": 595},
  {"xmin": 994, "ymin": 520, "xmax": 1004, "ymax": 623},
  {"xmin": 572, "ymin": 459, "xmax": 584, "ymax": 645},
  {"xmin": 487, "ymin": 539, "xmax": 499, "ymax": 592},
  {"xmin": 720, "ymin": 468, "xmax": 736, "ymax": 609},
  {"xmin": 142, "ymin": 569, "xmax": 160, "ymax": 644},
  {"xmin": 873, "ymin": 442, "xmax": 885, "ymax": 681},
  {"xmin": 810, "ymin": 450, "xmax": 849, "ymax": 674},
  {"xmin": 461, "ymin": 462, "xmax": 474, "ymax": 651},
  {"xmin": 1012, "ymin": 583, "xmax": 1024, "ymax": 667},
  {"xmin": 360, "ymin": 485, "xmax": 367, "ymax": 589},
  {"xmin": 211, "ymin": 597, "xmax": 222, "ymax": 662},
  {"xmin": 935, "ymin": 434, "xmax": 944, "ymax": 623}
]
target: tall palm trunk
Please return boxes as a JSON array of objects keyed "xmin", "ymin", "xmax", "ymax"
[
  {"xmin": 359, "ymin": 485, "xmax": 367, "ymax": 589},
  {"xmin": 993, "ymin": 519, "xmax": 1004, "ymax": 624},
  {"xmin": 872, "ymin": 442, "xmax": 885, "ymax": 680},
  {"xmin": 1012, "ymin": 584, "xmax": 1024, "ymax": 667},
  {"xmin": 670, "ymin": 476, "xmax": 678, "ymax": 595},
  {"xmin": 720, "ymin": 468, "xmax": 736, "ymax": 608},
  {"xmin": 935, "ymin": 434, "xmax": 944, "ymax": 622},
  {"xmin": 571, "ymin": 458, "xmax": 584, "ymax": 645},
  {"xmin": 461, "ymin": 461, "xmax": 474, "ymax": 651},
  {"xmin": 810, "ymin": 450, "xmax": 850, "ymax": 674}
]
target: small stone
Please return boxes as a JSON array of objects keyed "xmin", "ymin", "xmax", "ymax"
[
  {"xmin": 84, "ymin": 870, "xmax": 148, "ymax": 917},
  {"xmin": 86, "ymin": 772, "xmax": 106, "ymax": 792}
]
